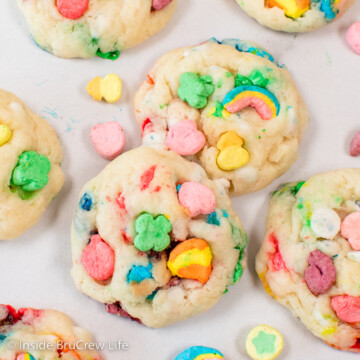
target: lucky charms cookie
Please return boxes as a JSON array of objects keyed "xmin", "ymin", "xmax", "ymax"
[
  {"xmin": 17, "ymin": 0, "xmax": 177, "ymax": 59},
  {"xmin": 71, "ymin": 146, "xmax": 247, "ymax": 328},
  {"xmin": 134, "ymin": 39, "xmax": 309, "ymax": 195},
  {"xmin": 0, "ymin": 89, "xmax": 64, "ymax": 240},
  {"xmin": 0, "ymin": 304, "xmax": 103, "ymax": 359},
  {"xmin": 256, "ymin": 169, "xmax": 360, "ymax": 352},
  {"xmin": 235, "ymin": 0, "xmax": 355, "ymax": 33}
]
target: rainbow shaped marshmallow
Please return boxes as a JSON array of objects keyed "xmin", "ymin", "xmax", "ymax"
[
  {"xmin": 223, "ymin": 85, "xmax": 280, "ymax": 120},
  {"xmin": 16, "ymin": 354, "xmax": 35, "ymax": 360},
  {"xmin": 175, "ymin": 346, "xmax": 224, "ymax": 360},
  {"xmin": 167, "ymin": 238, "xmax": 212, "ymax": 284}
]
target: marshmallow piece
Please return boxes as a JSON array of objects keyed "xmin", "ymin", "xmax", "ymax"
[
  {"xmin": 87, "ymin": 74, "xmax": 122, "ymax": 103},
  {"xmin": 166, "ymin": 120, "xmax": 205, "ymax": 156},
  {"xmin": 90, "ymin": 121, "xmax": 125, "ymax": 160},
  {"xmin": 152, "ymin": 0, "xmax": 172, "ymax": 10},
  {"xmin": 167, "ymin": 238, "xmax": 212, "ymax": 284},
  {"xmin": 0, "ymin": 124, "xmax": 11, "ymax": 146},
  {"xmin": 246, "ymin": 325, "xmax": 284, "ymax": 360},
  {"xmin": 304, "ymin": 250, "xmax": 336, "ymax": 296},
  {"xmin": 175, "ymin": 346, "xmax": 223, "ymax": 360},
  {"xmin": 341, "ymin": 211, "xmax": 360, "ymax": 250},
  {"xmin": 178, "ymin": 182, "xmax": 216, "ymax": 217},
  {"xmin": 350, "ymin": 131, "xmax": 360, "ymax": 156},
  {"xmin": 56, "ymin": 0, "xmax": 89, "ymax": 19},
  {"xmin": 16, "ymin": 355, "xmax": 35, "ymax": 360},
  {"xmin": 346, "ymin": 22, "xmax": 360, "ymax": 55},
  {"xmin": 81, "ymin": 235, "xmax": 115, "ymax": 281},
  {"xmin": 310, "ymin": 208, "xmax": 341, "ymax": 239},
  {"xmin": 331, "ymin": 295, "xmax": 360, "ymax": 323},
  {"xmin": 216, "ymin": 131, "xmax": 250, "ymax": 171}
]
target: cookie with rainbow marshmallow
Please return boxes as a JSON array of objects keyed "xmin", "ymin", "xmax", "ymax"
[
  {"xmin": 134, "ymin": 39, "xmax": 309, "ymax": 196},
  {"xmin": 0, "ymin": 89, "xmax": 64, "ymax": 240},
  {"xmin": 0, "ymin": 304, "xmax": 103, "ymax": 360},
  {"xmin": 71, "ymin": 146, "xmax": 247, "ymax": 328},
  {"xmin": 17, "ymin": 0, "xmax": 177, "ymax": 59},
  {"xmin": 256, "ymin": 169, "xmax": 360, "ymax": 353},
  {"xmin": 235, "ymin": 0, "xmax": 355, "ymax": 33}
]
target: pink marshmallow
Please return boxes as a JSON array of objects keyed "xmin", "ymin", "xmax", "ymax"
[
  {"xmin": 152, "ymin": 0, "xmax": 172, "ymax": 10},
  {"xmin": 81, "ymin": 235, "xmax": 115, "ymax": 281},
  {"xmin": 346, "ymin": 22, "xmax": 360, "ymax": 55},
  {"xmin": 56, "ymin": 0, "xmax": 89, "ymax": 19},
  {"xmin": 166, "ymin": 120, "xmax": 206, "ymax": 156},
  {"xmin": 350, "ymin": 131, "xmax": 360, "ymax": 157},
  {"xmin": 341, "ymin": 211, "xmax": 360, "ymax": 250},
  {"xmin": 90, "ymin": 121, "xmax": 125, "ymax": 160},
  {"xmin": 178, "ymin": 182, "xmax": 216, "ymax": 217},
  {"xmin": 304, "ymin": 250, "xmax": 336, "ymax": 296},
  {"xmin": 331, "ymin": 295, "xmax": 360, "ymax": 323},
  {"xmin": 226, "ymin": 97, "xmax": 273, "ymax": 120}
]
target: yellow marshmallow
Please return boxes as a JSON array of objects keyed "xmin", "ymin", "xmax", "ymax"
[
  {"xmin": 217, "ymin": 130, "xmax": 244, "ymax": 150},
  {"xmin": 0, "ymin": 124, "xmax": 12, "ymax": 146},
  {"xmin": 269, "ymin": 0, "xmax": 309, "ymax": 19},
  {"xmin": 101, "ymin": 74, "xmax": 122, "ymax": 103},
  {"xmin": 86, "ymin": 77, "xmax": 102, "ymax": 101},
  {"xmin": 321, "ymin": 327, "xmax": 337, "ymax": 336},
  {"xmin": 87, "ymin": 74, "xmax": 122, "ymax": 103},
  {"xmin": 216, "ymin": 131, "xmax": 249, "ymax": 171}
]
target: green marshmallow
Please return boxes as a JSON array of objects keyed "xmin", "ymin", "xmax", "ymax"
[
  {"xmin": 248, "ymin": 70, "xmax": 269, "ymax": 88},
  {"xmin": 178, "ymin": 72, "xmax": 215, "ymax": 109},
  {"xmin": 233, "ymin": 260, "xmax": 244, "ymax": 283},
  {"xmin": 252, "ymin": 331, "xmax": 276, "ymax": 355},
  {"xmin": 134, "ymin": 212, "xmax": 172, "ymax": 252},
  {"xmin": 213, "ymin": 101, "xmax": 225, "ymax": 118},
  {"xmin": 234, "ymin": 70, "xmax": 269, "ymax": 89},
  {"xmin": 232, "ymin": 224, "xmax": 248, "ymax": 283},
  {"xmin": 235, "ymin": 74, "xmax": 253, "ymax": 87},
  {"xmin": 11, "ymin": 151, "xmax": 51, "ymax": 192}
]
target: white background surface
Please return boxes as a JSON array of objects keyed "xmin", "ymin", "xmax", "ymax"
[{"xmin": 1, "ymin": 0, "xmax": 360, "ymax": 359}]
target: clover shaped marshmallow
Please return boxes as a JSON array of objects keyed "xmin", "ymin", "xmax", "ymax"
[
  {"xmin": 11, "ymin": 151, "xmax": 51, "ymax": 192},
  {"xmin": 134, "ymin": 212, "xmax": 172, "ymax": 252},
  {"xmin": 178, "ymin": 72, "xmax": 215, "ymax": 109}
]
